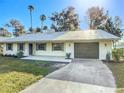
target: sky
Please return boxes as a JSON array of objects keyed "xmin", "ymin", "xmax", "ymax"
[{"xmin": 0, "ymin": 0, "xmax": 124, "ymax": 32}]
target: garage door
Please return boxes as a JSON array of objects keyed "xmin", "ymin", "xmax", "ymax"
[{"xmin": 74, "ymin": 43, "xmax": 99, "ymax": 59}]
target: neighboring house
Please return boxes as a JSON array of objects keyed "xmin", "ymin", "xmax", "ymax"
[
  {"xmin": 1, "ymin": 30, "xmax": 119, "ymax": 60},
  {"xmin": 0, "ymin": 37, "xmax": 11, "ymax": 54}
]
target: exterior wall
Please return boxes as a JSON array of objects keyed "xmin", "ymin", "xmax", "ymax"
[
  {"xmin": 65, "ymin": 42, "xmax": 74, "ymax": 58},
  {"xmin": 99, "ymin": 41, "xmax": 112, "ymax": 60},
  {"xmin": 35, "ymin": 42, "xmax": 66, "ymax": 57},
  {"xmin": 23, "ymin": 43, "xmax": 29, "ymax": 56},
  {"xmin": 3, "ymin": 43, "xmax": 29, "ymax": 56},
  {"xmin": 3, "ymin": 42, "xmax": 68, "ymax": 57},
  {"xmin": 3, "ymin": 43, "xmax": 17, "ymax": 55},
  {"xmin": 0, "ymin": 44, "xmax": 3, "ymax": 54},
  {"xmin": 72, "ymin": 41, "xmax": 112, "ymax": 60},
  {"xmin": 3, "ymin": 41, "xmax": 113, "ymax": 60},
  {"xmin": 35, "ymin": 42, "xmax": 74, "ymax": 58}
]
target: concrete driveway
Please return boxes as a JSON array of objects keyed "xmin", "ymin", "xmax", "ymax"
[{"xmin": 20, "ymin": 59, "xmax": 116, "ymax": 93}]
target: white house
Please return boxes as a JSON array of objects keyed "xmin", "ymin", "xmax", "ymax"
[
  {"xmin": 0, "ymin": 37, "xmax": 11, "ymax": 54},
  {"xmin": 1, "ymin": 30, "xmax": 119, "ymax": 60}
]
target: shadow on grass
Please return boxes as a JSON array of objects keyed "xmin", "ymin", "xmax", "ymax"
[{"xmin": 0, "ymin": 56, "xmax": 66, "ymax": 76}]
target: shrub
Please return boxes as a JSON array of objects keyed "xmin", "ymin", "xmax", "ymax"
[
  {"xmin": 12, "ymin": 54, "xmax": 17, "ymax": 57},
  {"xmin": 66, "ymin": 53, "xmax": 71, "ymax": 59},
  {"xmin": 106, "ymin": 52, "xmax": 111, "ymax": 62},
  {"xmin": 112, "ymin": 48, "xmax": 124, "ymax": 62},
  {"xmin": 17, "ymin": 51, "xmax": 24, "ymax": 58},
  {"xmin": 3, "ymin": 54, "xmax": 17, "ymax": 57}
]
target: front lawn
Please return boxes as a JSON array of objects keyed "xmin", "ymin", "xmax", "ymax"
[
  {"xmin": 105, "ymin": 62, "xmax": 124, "ymax": 93},
  {"xmin": 0, "ymin": 56, "xmax": 65, "ymax": 93},
  {"xmin": 117, "ymin": 88, "xmax": 124, "ymax": 93},
  {"xmin": 0, "ymin": 72, "xmax": 41, "ymax": 93}
]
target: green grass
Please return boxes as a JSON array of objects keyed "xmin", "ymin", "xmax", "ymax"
[
  {"xmin": 117, "ymin": 88, "xmax": 124, "ymax": 93},
  {"xmin": 0, "ymin": 72, "xmax": 41, "ymax": 93},
  {"xmin": 105, "ymin": 62, "xmax": 124, "ymax": 93},
  {"xmin": 0, "ymin": 56, "xmax": 60, "ymax": 93}
]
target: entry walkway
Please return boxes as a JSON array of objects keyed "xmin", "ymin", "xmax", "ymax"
[{"xmin": 21, "ymin": 56, "xmax": 72, "ymax": 63}]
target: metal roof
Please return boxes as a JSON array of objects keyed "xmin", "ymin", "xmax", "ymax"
[
  {"xmin": 0, "ymin": 37, "xmax": 11, "ymax": 42},
  {"xmin": 1, "ymin": 30, "xmax": 120, "ymax": 43}
]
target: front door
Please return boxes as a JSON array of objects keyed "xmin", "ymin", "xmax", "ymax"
[{"xmin": 29, "ymin": 44, "xmax": 33, "ymax": 55}]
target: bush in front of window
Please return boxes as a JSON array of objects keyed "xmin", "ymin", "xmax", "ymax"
[
  {"xmin": 66, "ymin": 53, "xmax": 71, "ymax": 59},
  {"xmin": 17, "ymin": 51, "xmax": 24, "ymax": 58},
  {"xmin": 3, "ymin": 54, "xmax": 16, "ymax": 57}
]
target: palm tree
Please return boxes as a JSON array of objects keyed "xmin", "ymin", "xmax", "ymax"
[
  {"xmin": 40, "ymin": 14, "xmax": 46, "ymax": 31},
  {"xmin": 28, "ymin": 5, "xmax": 34, "ymax": 31}
]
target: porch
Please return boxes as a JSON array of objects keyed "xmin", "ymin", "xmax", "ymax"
[{"xmin": 21, "ymin": 56, "xmax": 72, "ymax": 63}]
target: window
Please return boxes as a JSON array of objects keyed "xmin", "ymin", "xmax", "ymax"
[
  {"xmin": 18, "ymin": 43, "xmax": 24, "ymax": 51},
  {"xmin": 52, "ymin": 43, "xmax": 64, "ymax": 51},
  {"xmin": 36, "ymin": 43, "xmax": 46, "ymax": 50},
  {"xmin": 6, "ymin": 43, "xmax": 13, "ymax": 50}
]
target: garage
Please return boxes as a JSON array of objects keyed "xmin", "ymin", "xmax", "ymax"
[{"xmin": 74, "ymin": 43, "xmax": 99, "ymax": 59}]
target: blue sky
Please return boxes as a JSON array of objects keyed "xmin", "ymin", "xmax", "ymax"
[{"xmin": 0, "ymin": 0, "xmax": 124, "ymax": 31}]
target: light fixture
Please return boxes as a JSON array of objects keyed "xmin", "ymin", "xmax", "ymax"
[{"xmin": 105, "ymin": 43, "xmax": 107, "ymax": 47}]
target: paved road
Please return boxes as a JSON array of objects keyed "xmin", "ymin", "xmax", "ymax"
[{"xmin": 20, "ymin": 59, "xmax": 116, "ymax": 93}]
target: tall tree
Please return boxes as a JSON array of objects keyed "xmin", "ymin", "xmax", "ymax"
[
  {"xmin": 50, "ymin": 6, "xmax": 80, "ymax": 32},
  {"xmin": 86, "ymin": 6, "xmax": 123, "ymax": 37},
  {"xmin": 43, "ymin": 26, "xmax": 48, "ymax": 31},
  {"xmin": 98, "ymin": 16, "xmax": 123, "ymax": 37},
  {"xmin": 40, "ymin": 14, "xmax": 46, "ymax": 31},
  {"xmin": 28, "ymin": 5, "xmax": 34, "ymax": 32},
  {"xmin": 36, "ymin": 27, "xmax": 41, "ymax": 33},
  {"xmin": 7, "ymin": 19, "xmax": 25, "ymax": 36},
  {"xmin": 87, "ymin": 6, "xmax": 106, "ymax": 29}
]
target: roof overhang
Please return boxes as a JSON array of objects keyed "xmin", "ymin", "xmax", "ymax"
[{"xmin": 1, "ymin": 38, "xmax": 120, "ymax": 43}]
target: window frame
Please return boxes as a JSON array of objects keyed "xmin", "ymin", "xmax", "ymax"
[
  {"xmin": 36, "ymin": 43, "xmax": 46, "ymax": 51},
  {"xmin": 6, "ymin": 43, "xmax": 13, "ymax": 51},
  {"xmin": 52, "ymin": 43, "xmax": 64, "ymax": 51},
  {"xmin": 17, "ymin": 43, "xmax": 25, "ymax": 51}
]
